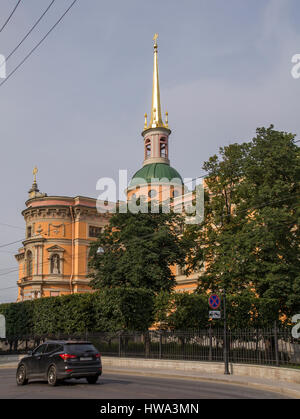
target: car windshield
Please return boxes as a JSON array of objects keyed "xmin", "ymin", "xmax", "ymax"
[{"xmin": 65, "ymin": 343, "xmax": 97, "ymax": 353}]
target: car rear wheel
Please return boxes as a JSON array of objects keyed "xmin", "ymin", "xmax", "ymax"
[
  {"xmin": 47, "ymin": 365, "xmax": 59, "ymax": 386},
  {"xmin": 86, "ymin": 375, "xmax": 98, "ymax": 384},
  {"xmin": 16, "ymin": 365, "xmax": 28, "ymax": 385}
]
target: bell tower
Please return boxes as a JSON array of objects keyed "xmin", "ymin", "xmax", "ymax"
[
  {"xmin": 142, "ymin": 34, "xmax": 171, "ymax": 167},
  {"xmin": 128, "ymin": 34, "xmax": 183, "ymax": 200}
]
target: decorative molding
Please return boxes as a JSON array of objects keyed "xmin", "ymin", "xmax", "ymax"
[{"xmin": 48, "ymin": 223, "xmax": 66, "ymax": 237}]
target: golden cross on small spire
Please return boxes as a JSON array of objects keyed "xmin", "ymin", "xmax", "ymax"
[
  {"xmin": 153, "ymin": 33, "xmax": 158, "ymax": 46},
  {"xmin": 33, "ymin": 166, "xmax": 38, "ymax": 183}
]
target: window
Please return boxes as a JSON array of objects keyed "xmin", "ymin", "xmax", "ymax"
[
  {"xmin": 27, "ymin": 226, "xmax": 32, "ymax": 238},
  {"xmin": 50, "ymin": 254, "xmax": 60, "ymax": 274},
  {"xmin": 27, "ymin": 250, "xmax": 33, "ymax": 277},
  {"xmin": 64, "ymin": 343, "xmax": 97, "ymax": 353},
  {"xmin": 33, "ymin": 344, "xmax": 47, "ymax": 355},
  {"xmin": 50, "ymin": 291, "xmax": 60, "ymax": 297},
  {"xmin": 148, "ymin": 189, "xmax": 157, "ymax": 198},
  {"xmin": 160, "ymin": 137, "xmax": 168, "ymax": 158},
  {"xmin": 145, "ymin": 138, "xmax": 151, "ymax": 159},
  {"xmin": 45, "ymin": 344, "xmax": 60, "ymax": 354},
  {"xmin": 89, "ymin": 226, "xmax": 102, "ymax": 238},
  {"xmin": 172, "ymin": 189, "xmax": 180, "ymax": 198}
]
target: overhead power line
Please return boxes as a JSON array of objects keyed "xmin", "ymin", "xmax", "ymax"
[
  {"xmin": 0, "ymin": 0, "xmax": 22, "ymax": 34},
  {"xmin": 0, "ymin": 222, "xmax": 25, "ymax": 231},
  {"xmin": 0, "ymin": 238, "xmax": 24, "ymax": 249},
  {"xmin": 0, "ymin": 0, "xmax": 79, "ymax": 88},
  {"xmin": 0, "ymin": 0, "xmax": 56, "ymax": 69}
]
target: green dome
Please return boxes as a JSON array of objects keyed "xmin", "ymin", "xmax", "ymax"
[{"xmin": 129, "ymin": 163, "xmax": 183, "ymax": 188}]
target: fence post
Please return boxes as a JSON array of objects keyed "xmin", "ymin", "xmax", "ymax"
[
  {"xmin": 118, "ymin": 334, "xmax": 122, "ymax": 357},
  {"xmin": 274, "ymin": 321, "xmax": 279, "ymax": 367},
  {"xmin": 209, "ymin": 325, "xmax": 212, "ymax": 361},
  {"xmin": 159, "ymin": 332, "xmax": 162, "ymax": 360},
  {"xmin": 223, "ymin": 289, "xmax": 230, "ymax": 374},
  {"xmin": 144, "ymin": 331, "xmax": 150, "ymax": 359}
]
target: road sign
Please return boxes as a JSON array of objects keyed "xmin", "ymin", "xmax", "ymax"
[
  {"xmin": 209, "ymin": 311, "xmax": 221, "ymax": 319},
  {"xmin": 208, "ymin": 294, "xmax": 221, "ymax": 309}
]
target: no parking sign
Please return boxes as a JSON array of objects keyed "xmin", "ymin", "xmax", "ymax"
[{"xmin": 208, "ymin": 294, "xmax": 221, "ymax": 310}]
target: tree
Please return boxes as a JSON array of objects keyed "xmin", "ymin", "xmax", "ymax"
[
  {"xmin": 167, "ymin": 292, "xmax": 208, "ymax": 330},
  {"xmin": 88, "ymin": 202, "xmax": 187, "ymax": 294},
  {"xmin": 184, "ymin": 126, "xmax": 300, "ymax": 323},
  {"xmin": 92, "ymin": 288, "xmax": 155, "ymax": 332},
  {"xmin": 238, "ymin": 126, "xmax": 300, "ymax": 318}
]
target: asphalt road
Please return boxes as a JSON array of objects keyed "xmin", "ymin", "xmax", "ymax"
[{"xmin": 0, "ymin": 368, "xmax": 290, "ymax": 399}]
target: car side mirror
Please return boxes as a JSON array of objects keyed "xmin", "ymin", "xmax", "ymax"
[{"xmin": 27, "ymin": 350, "xmax": 33, "ymax": 355}]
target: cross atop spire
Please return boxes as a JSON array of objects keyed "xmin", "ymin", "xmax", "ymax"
[
  {"xmin": 33, "ymin": 166, "xmax": 38, "ymax": 184},
  {"xmin": 28, "ymin": 166, "xmax": 47, "ymax": 200}
]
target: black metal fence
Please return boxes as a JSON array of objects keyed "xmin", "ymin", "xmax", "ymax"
[{"xmin": 1, "ymin": 328, "xmax": 299, "ymax": 367}]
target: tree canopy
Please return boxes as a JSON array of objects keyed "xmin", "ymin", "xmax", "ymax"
[
  {"xmin": 184, "ymin": 126, "xmax": 300, "ymax": 322},
  {"xmin": 88, "ymin": 202, "xmax": 187, "ymax": 294}
]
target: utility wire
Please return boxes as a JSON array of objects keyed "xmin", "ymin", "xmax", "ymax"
[
  {"xmin": 0, "ymin": 0, "xmax": 56, "ymax": 69},
  {"xmin": 0, "ymin": 239, "xmax": 25, "ymax": 249},
  {"xmin": 0, "ymin": 222, "xmax": 25, "ymax": 230},
  {"xmin": 0, "ymin": 0, "xmax": 22, "ymax": 34},
  {"xmin": 0, "ymin": 0, "xmax": 79, "ymax": 88}
]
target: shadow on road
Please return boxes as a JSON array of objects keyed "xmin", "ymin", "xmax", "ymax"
[{"xmin": 23, "ymin": 377, "xmax": 132, "ymax": 387}]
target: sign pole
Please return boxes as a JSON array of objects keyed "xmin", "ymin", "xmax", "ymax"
[{"xmin": 223, "ymin": 289, "xmax": 230, "ymax": 375}]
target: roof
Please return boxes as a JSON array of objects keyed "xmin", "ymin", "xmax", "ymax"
[
  {"xmin": 44, "ymin": 340, "xmax": 91, "ymax": 345},
  {"xmin": 129, "ymin": 163, "xmax": 183, "ymax": 188}
]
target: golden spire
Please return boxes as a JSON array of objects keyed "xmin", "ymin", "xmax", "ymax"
[{"xmin": 148, "ymin": 33, "xmax": 165, "ymax": 129}]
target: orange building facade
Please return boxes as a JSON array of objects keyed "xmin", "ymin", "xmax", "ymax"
[{"xmin": 15, "ymin": 186, "xmax": 110, "ymax": 301}]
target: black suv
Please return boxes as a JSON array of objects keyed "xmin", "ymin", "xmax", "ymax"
[{"xmin": 16, "ymin": 340, "xmax": 102, "ymax": 386}]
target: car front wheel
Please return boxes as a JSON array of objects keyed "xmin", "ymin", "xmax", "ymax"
[
  {"xmin": 47, "ymin": 365, "xmax": 59, "ymax": 386},
  {"xmin": 16, "ymin": 365, "xmax": 28, "ymax": 386}
]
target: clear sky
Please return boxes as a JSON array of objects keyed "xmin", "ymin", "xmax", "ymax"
[{"xmin": 0, "ymin": 0, "xmax": 300, "ymax": 302}]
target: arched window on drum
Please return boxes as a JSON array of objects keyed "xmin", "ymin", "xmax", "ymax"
[
  {"xmin": 145, "ymin": 138, "xmax": 151, "ymax": 159},
  {"xmin": 160, "ymin": 137, "xmax": 168, "ymax": 158}
]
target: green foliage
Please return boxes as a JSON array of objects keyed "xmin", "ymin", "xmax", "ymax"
[
  {"xmin": 185, "ymin": 125, "xmax": 300, "ymax": 322},
  {"xmin": 167, "ymin": 293, "xmax": 208, "ymax": 330},
  {"xmin": 88, "ymin": 202, "xmax": 187, "ymax": 294},
  {"xmin": 0, "ymin": 300, "xmax": 34, "ymax": 338},
  {"xmin": 32, "ymin": 293, "xmax": 94, "ymax": 335},
  {"xmin": 91, "ymin": 287, "xmax": 155, "ymax": 332},
  {"xmin": 153, "ymin": 290, "xmax": 173, "ymax": 328},
  {"xmin": 0, "ymin": 288, "xmax": 155, "ymax": 337}
]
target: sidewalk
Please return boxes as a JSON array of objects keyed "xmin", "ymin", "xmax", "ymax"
[{"xmin": 1, "ymin": 358, "xmax": 300, "ymax": 399}]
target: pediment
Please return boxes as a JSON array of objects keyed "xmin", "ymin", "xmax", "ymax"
[{"xmin": 46, "ymin": 245, "xmax": 65, "ymax": 253}]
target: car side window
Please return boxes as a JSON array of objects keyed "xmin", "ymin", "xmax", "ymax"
[
  {"xmin": 46, "ymin": 344, "xmax": 59, "ymax": 354},
  {"xmin": 33, "ymin": 344, "xmax": 47, "ymax": 355}
]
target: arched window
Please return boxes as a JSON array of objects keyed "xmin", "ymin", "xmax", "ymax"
[
  {"xmin": 27, "ymin": 251, "xmax": 33, "ymax": 277},
  {"xmin": 145, "ymin": 138, "xmax": 151, "ymax": 159},
  {"xmin": 50, "ymin": 254, "xmax": 60, "ymax": 274},
  {"xmin": 160, "ymin": 137, "xmax": 168, "ymax": 158},
  {"xmin": 172, "ymin": 189, "xmax": 180, "ymax": 198},
  {"xmin": 148, "ymin": 189, "xmax": 157, "ymax": 198}
]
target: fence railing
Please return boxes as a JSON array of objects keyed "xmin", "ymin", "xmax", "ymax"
[{"xmin": 1, "ymin": 328, "xmax": 299, "ymax": 367}]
